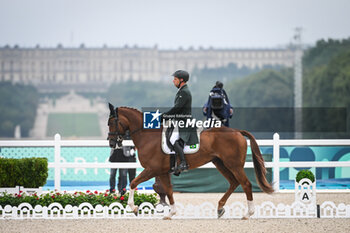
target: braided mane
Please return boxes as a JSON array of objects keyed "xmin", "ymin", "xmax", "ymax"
[{"xmin": 119, "ymin": 106, "xmax": 142, "ymax": 115}]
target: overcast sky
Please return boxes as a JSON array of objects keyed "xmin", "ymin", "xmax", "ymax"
[{"xmin": 0, "ymin": 0, "xmax": 349, "ymax": 49}]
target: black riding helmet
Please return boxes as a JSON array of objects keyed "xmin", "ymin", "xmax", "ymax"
[{"xmin": 172, "ymin": 70, "xmax": 189, "ymax": 82}]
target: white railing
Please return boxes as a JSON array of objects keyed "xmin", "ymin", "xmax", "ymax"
[
  {"xmin": 2, "ymin": 178, "xmax": 350, "ymax": 219},
  {"xmin": 1, "ymin": 133, "xmax": 350, "ymax": 192},
  {"xmin": 2, "ymin": 201, "xmax": 350, "ymax": 219}
]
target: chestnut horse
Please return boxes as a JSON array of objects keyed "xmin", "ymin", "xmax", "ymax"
[{"xmin": 107, "ymin": 104, "xmax": 273, "ymax": 219}]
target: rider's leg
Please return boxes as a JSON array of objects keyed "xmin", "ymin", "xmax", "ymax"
[{"xmin": 173, "ymin": 139, "xmax": 188, "ymax": 172}]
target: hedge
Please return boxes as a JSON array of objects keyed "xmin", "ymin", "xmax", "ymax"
[{"xmin": 0, "ymin": 157, "xmax": 48, "ymax": 188}]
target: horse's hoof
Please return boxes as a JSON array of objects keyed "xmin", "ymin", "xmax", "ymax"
[
  {"xmin": 133, "ymin": 206, "xmax": 139, "ymax": 216},
  {"xmin": 163, "ymin": 216, "xmax": 172, "ymax": 220},
  {"xmin": 241, "ymin": 212, "xmax": 253, "ymax": 220},
  {"xmin": 217, "ymin": 208, "xmax": 225, "ymax": 218}
]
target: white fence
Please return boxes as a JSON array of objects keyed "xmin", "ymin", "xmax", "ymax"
[
  {"xmin": 2, "ymin": 201, "xmax": 350, "ymax": 219},
  {"xmin": 1, "ymin": 133, "xmax": 350, "ymax": 192},
  {"xmin": 2, "ymin": 178, "xmax": 350, "ymax": 219}
]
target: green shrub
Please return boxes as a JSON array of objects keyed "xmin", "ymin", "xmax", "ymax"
[
  {"xmin": 0, "ymin": 157, "xmax": 48, "ymax": 188},
  {"xmin": 296, "ymin": 169, "xmax": 315, "ymax": 183},
  {"xmin": 0, "ymin": 190, "xmax": 158, "ymax": 208}
]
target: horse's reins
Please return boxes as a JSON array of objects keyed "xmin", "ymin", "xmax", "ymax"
[{"xmin": 107, "ymin": 107, "xmax": 142, "ymax": 144}]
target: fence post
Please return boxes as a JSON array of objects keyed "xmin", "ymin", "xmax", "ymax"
[
  {"xmin": 54, "ymin": 134, "xmax": 61, "ymax": 191},
  {"xmin": 273, "ymin": 133, "xmax": 280, "ymax": 192}
]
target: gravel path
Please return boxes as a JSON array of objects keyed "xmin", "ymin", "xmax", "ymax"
[{"xmin": 1, "ymin": 218, "xmax": 349, "ymax": 233}]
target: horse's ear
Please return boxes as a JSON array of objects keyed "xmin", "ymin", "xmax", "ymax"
[{"xmin": 108, "ymin": 103, "xmax": 116, "ymax": 116}]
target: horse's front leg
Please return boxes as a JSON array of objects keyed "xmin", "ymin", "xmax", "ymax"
[
  {"xmin": 158, "ymin": 173, "xmax": 176, "ymax": 220},
  {"xmin": 128, "ymin": 168, "xmax": 155, "ymax": 215}
]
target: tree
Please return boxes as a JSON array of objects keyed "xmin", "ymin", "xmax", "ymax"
[
  {"xmin": 107, "ymin": 80, "xmax": 174, "ymax": 109},
  {"xmin": 222, "ymin": 69, "xmax": 294, "ymax": 138},
  {"xmin": 191, "ymin": 63, "xmax": 283, "ymax": 107},
  {"xmin": 0, "ymin": 82, "xmax": 39, "ymax": 137},
  {"xmin": 226, "ymin": 69, "xmax": 293, "ymax": 107},
  {"xmin": 303, "ymin": 50, "xmax": 350, "ymax": 138},
  {"xmin": 222, "ymin": 38, "xmax": 350, "ymax": 138},
  {"xmin": 303, "ymin": 38, "xmax": 350, "ymax": 69}
]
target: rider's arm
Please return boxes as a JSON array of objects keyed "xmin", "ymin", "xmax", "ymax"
[{"xmin": 162, "ymin": 91, "xmax": 189, "ymax": 116}]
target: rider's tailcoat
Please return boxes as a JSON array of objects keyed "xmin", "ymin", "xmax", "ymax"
[{"xmin": 162, "ymin": 84, "xmax": 199, "ymax": 145}]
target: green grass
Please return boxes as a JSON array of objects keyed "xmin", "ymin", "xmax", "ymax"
[{"xmin": 47, "ymin": 113, "xmax": 101, "ymax": 137}]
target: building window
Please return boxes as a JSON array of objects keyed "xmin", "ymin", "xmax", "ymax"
[
  {"xmin": 129, "ymin": 60, "xmax": 133, "ymax": 71},
  {"xmin": 10, "ymin": 61, "xmax": 14, "ymax": 71}
]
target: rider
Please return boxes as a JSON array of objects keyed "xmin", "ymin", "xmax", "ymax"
[
  {"xmin": 203, "ymin": 81, "xmax": 233, "ymax": 127},
  {"xmin": 161, "ymin": 70, "xmax": 199, "ymax": 174}
]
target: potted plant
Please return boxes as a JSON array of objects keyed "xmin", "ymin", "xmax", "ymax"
[
  {"xmin": 296, "ymin": 169, "xmax": 315, "ymax": 184},
  {"xmin": 295, "ymin": 169, "xmax": 316, "ymax": 205}
]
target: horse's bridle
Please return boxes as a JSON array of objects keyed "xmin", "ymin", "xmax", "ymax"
[
  {"xmin": 107, "ymin": 107, "xmax": 142, "ymax": 146},
  {"xmin": 108, "ymin": 108, "xmax": 126, "ymax": 146}
]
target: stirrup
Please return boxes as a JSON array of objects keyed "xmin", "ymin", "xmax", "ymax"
[
  {"xmin": 169, "ymin": 167, "xmax": 176, "ymax": 174},
  {"xmin": 173, "ymin": 170, "xmax": 181, "ymax": 176},
  {"xmin": 177, "ymin": 162, "xmax": 189, "ymax": 172}
]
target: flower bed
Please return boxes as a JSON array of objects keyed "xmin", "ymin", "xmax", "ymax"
[{"xmin": 0, "ymin": 189, "xmax": 158, "ymax": 208}]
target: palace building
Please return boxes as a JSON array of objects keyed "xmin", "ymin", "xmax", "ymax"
[{"xmin": 0, "ymin": 45, "xmax": 295, "ymax": 93}]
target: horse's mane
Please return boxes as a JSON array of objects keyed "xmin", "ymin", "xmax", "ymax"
[{"xmin": 119, "ymin": 106, "xmax": 142, "ymax": 116}]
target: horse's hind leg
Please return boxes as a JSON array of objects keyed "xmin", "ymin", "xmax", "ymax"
[
  {"xmin": 212, "ymin": 158, "xmax": 240, "ymax": 218},
  {"xmin": 158, "ymin": 173, "xmax": 176, "ymax": 220},
  {"xmin": 229, "ymin": 167, "xmax": 255, "ymax": 219}
]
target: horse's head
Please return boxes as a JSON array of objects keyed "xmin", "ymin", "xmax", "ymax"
[{"xmin": 107, "ymin": 103, "xmax": 129, "ymax": 148}]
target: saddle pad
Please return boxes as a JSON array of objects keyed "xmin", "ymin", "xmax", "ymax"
[{"xmin": 161, "ymin": 126, "xmax": 201, "ymax": 155}]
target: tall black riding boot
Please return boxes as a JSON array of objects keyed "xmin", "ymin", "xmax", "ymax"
[{"xmin": 174, "ymin": 140, "xmax": 188, "ymax": 172}]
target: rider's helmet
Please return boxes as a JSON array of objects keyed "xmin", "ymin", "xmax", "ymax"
[{"xmin": 172, "ymin": 70, "xmax": 189, "ymax": 82}]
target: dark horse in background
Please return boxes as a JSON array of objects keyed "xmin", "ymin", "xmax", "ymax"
[{"xmin": 107, "ymin": 104, "xmax": 273, "ymax": 220}]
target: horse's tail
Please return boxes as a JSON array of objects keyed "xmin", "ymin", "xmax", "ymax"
[{"xmin": 240, "ymin": 130, "xmax": 274, "ymax": 194}]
